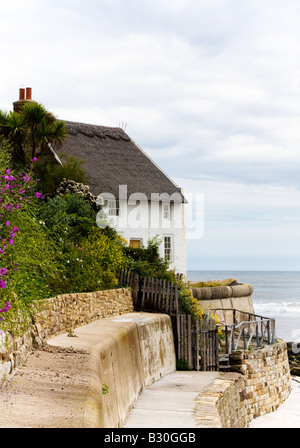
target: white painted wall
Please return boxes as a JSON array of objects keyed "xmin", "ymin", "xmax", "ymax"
[{"xmin": 97, "ymin": 197, "xmax": 186, "ymax": 276}]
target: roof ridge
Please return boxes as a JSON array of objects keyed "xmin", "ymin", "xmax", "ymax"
[{"xmin": 65, "ymin": 121, "xmax": 130, "ymax": 141}]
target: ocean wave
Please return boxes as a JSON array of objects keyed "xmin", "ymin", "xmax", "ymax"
[{"xmin": 254, "ymin": 301, "xmax": 300, "ymax": 317}]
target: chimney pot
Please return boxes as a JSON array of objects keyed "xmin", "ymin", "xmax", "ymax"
[
  {"xmin": 26, "ymin": 87, "xmax": 32, "ymax": 100},
  {"xmin": 19, "ymin": 88, "xmax": 25, "ymax": 101}
]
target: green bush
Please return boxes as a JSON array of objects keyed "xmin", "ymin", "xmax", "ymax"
[
  {"xmin": 123, "ymin": 236, "xmax": 172, "ymax": 280},
  {"xmin": 2, "ymin": 203, "xmax": 65, "ymax": 304},
  {"xmin": 176, "ymin": 358, "xmax": 193, "ymax": 371},
  {"xmin": 33, "ymin": 155, "xmax": 87, "ymax": 197},
  {"xmin": 60, "ymin": 231, "xmax": 125, "ymax": 293},
  {"xmin": 36, "ymin": 193, "xmax": 125, "ymax": 293},
  {"xmin": 37, "ymin": 193, "xmax": 97, "ymax": 242},
  {"xmin": 0, "ymin": 139, "xmax": 12, "ymax": 171}
]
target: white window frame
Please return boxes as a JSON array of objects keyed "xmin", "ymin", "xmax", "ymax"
[
  {"xmin": 164, "ymin": 235, "xmax": 173, "ymax": 262},
  {"xmin": 108, "ymin": 199, "xmax": 120, "ymax": 217},
  {"xmin": 163, "ymin": 203, "xmax": 170, "ymax": 219}
]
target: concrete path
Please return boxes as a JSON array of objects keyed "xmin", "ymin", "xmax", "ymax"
[
  {"xmin": 0, "ymin": 344, "xmax": 91, "ymax": 428},
  {"xmin": 0, "ymin": 348, "xmax": 218, "ymax": 428},
  {"xmin": 0, "ymin": 312, "xmax": 219, "ymax": 428},
  {"xmin": 1, "ymin": 342, "xmax": 299, "ymax": 428},
  {"xmin": 124, "ymin": 371, "xmax": 219, "ymax": 428}
]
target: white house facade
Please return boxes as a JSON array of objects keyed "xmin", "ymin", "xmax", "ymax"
[{"xmin": 98, "ymin": 190, "xmax": 187, "ymax": 276}]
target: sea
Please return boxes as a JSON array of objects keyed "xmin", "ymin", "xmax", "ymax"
[{"xmin": 187, "ymin": 270, "xmax": 300, "ymax": 343}]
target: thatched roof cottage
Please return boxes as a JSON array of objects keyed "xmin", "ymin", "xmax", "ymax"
[{"xmin": 13, "ymin": 88, "xmax": 187, "ymax": 275}]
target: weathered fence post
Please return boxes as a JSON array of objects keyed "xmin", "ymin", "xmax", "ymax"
[{"xmin": 131, "ymin": 273, "xmax": 139, "ymax": 306}]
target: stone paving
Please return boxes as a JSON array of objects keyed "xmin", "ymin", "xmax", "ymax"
[{"xmin": 124, "ymin": 371, "xmax": 219, "ymax": 428}]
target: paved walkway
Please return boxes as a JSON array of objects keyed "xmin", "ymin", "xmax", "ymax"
[
  {"xmin": 0, "ymin": 348, "xmax": 218, "ymax": 428},
  {"xmin": 124, "ymin": 371, "xmax": 219, "ymax": 428},
  {"xmin": 1, "ymin": 345, "xmax": 299, "ymax": 428},
  {"xmin": 0, "ymin": 344, "xmax": 91, "ymax": 428},
  {"xmin": 0, "ymin": 310, "xmax": 299, "ymax": 429}
]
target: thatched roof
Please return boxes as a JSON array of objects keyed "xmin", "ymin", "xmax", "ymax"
[{"xmin": 55, "ymin": 121, "xmax": 186, "ymax": 203}]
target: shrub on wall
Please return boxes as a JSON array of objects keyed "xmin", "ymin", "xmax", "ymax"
[
  {"xmin": 0, "ymin": 153, "xmax": 50, "ymax": 333},
  {"xmin": 123, "ymin": 236, "xmax": 173, "ymax": 280},
  {"xmin": 33, "ymin": 155, "xmax": 87, "ymax": 197},
  {"xmin": 36, "ymin": 193, "xmax": 126, "ymax": 293},
  {"xmin": 0, "ymin": 153, "xmax": 128, "ymax": 335}
]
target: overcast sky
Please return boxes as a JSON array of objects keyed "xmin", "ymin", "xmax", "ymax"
[{"xmin": 1, "ymin": 0, "xmax": 300, "ymax": 272}]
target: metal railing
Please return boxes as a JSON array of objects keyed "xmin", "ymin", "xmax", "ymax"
[{"xmin": 214, "ymin": 308, "xmax": 276, "ymax": 354}]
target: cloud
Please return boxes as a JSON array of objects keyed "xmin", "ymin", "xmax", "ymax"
[
  {"xmin": 181, "ymin": 177, "xmax": 300, "ymax": 270},
  {"xmin": 1, "ymin": 0, "xmax": 300, "ymax": 269}
]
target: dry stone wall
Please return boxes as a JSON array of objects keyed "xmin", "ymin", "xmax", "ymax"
[
  {"xmin": 230, "ymin": 339, "xmax": 291, "ymax": 424},
  {"xmin": 32, "ymin": 288, "xmax": 134, "ymax": 341},
  {"xmin": 194, "ymin": 373, "xmax": 247, "ymax": 428},
  {"xmin": 0, "ymin": 288, "xmax": 134, "ymax": 386},
  {"xmin": 194, "ymin": 339, "xmax": 291, "ymax": 427}
]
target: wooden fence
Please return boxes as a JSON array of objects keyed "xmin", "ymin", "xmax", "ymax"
[
  {"xmin": 176, "ymin": 314, "xmax": 219, "ymax": 371},
  {"xmin": 117, "ymin": 268, "xmax": 219, "ymax": 371}
]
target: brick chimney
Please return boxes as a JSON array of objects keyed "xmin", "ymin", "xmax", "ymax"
[{"xmin": 13, "ymin": 87, "xmax": 34, "ymax": 113}]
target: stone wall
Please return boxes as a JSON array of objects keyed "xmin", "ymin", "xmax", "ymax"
[
  {"xmin": 194, "ymin": 339, "xmax": 291, "ymax": 427},
  {"xmin": 194, "ymin": 373, "xmax": 247, "ymax": 428},
  {"xmin": 192, "ymin": 283, "xmax": 291, "ymax": 426},
  {"xmin": 192, "ymin": 284, "xmax": 255, "ymax": 324},
  {"xmin": 230, "ymin": 339, "xmax": 291, "ymax": 424},
  {"xmin": 32, "ymin": 288, "xmax": 134, "ymax": 341},
  {"xmin": 0, "ymin": 288, "xmax": 134, "ymax": 386},
  {"xmin": 0, "ymin": 286, "xmax": 292, "ymax": 428}
]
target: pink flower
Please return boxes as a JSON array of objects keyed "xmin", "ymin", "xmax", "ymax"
[{"xmin": 0, "ymin": 301, "xmax": 11, "ymax": 311}]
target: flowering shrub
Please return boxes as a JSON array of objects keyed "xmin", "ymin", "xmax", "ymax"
[
  {"xmin": 178, "ymin": 285, "xmax": 204, "ymax": 320},
  {"xmin": 0, "ymin": 301, "xmax": 11, "ymax": 322},
  {"xmin": 0, "ymin": 155, "xmax": 43, "ymax": 327},
  {"xmin": 37, "ymin": 193, "xmax": 126, "ymax": 293},
  {"xmin": 55, "ymin": 178, "xmax": 99, "ymax": 211}
]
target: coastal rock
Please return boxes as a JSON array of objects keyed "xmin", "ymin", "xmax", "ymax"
[{"xmin": 287, "ymin": 342, "xmax": 300, "ymax": 376}]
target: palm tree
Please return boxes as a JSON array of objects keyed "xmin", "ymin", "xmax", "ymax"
[
  {"xmin": 0, "ymin": 102, "xmax": 67, "ymax": 165},
  {"xmin": 22, "ymin": 102, "xmax": 67, "ymax": 159},
  {"xmin": 0, "ymin": 110, "xmax": 27, "ymax": 164}
]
